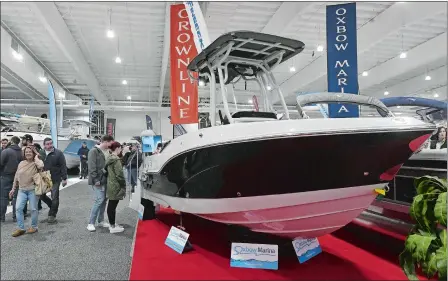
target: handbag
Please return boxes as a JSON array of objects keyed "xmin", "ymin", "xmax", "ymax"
[{"xmin": 34, "ymin": 167, "xmax": 53, "ymax": 196}]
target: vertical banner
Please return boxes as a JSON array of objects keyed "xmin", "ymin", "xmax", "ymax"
[
  {"xmin": 252, "ymin": 95, "xmax": 259, "ymax": 112},
  {"xmin": 145, "ymin": 115, "xmax": 153, "ymax": 130},
  {"xmin": 326, "ymin": 3, "xmax": 359, "ymax": 118},
  {"xmin": 170, "ymin": 4, "xmax": 199, "ymax": 125},
  {"xmin": 48, "ymin": 81, "xmax": 58, "ymax": 148},
  {"xmin": 106, "ymin": 118, "xmax": 116, "ymax": 138},
  {"xmin": 183, "ymin": 1, "xmax": 211, "ymax": 52}
]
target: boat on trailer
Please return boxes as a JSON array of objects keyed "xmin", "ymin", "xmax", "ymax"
[{"xmin": 140, "ymin": 31, "xmax": 436, "ymax": 239}]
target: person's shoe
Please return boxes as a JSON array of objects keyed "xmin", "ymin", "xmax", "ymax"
[
  {"xmin": 24, "ymin": 213, "xmax": 29, "ymax": 218},
  {"xmin": 79, "ymin": 176, "xmax": 83, "ymax": 179},
  {"xmin": 12, "ymin": 217, "xmax": 17, "ymax": 222},
  {"xmin": 47, "ymin": 216, "xmax": 56, "ymax": 224},
  {"xmin": 87, "ymin": 224, "xmax": 96, "ymax": 232},
  {"xmin": 11, "ymin": 229, "xmax": 26, "ymax": 237},
  {"xmin": 109, "ymin": 224, "xmax": 124, "ymax": 234},
  {"xmin": 131, "ymin": 187, "xmax": 135, "ymax": 193},
  {"xmin": 97, "ymin": 221, "xmax": 110, "ymax": 228},
  {"xmin": 26, "ymin": 227, "xmax": 38, "ymax": 234}
]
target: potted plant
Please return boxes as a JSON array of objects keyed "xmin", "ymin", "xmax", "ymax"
[{"xmin": 399, "ymin": 176, "xmax": 447, "ymax": 280}]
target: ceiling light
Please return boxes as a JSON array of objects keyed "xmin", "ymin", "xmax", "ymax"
[
  {"xmin": 266, "ymin": 85, "xmax": 272, "ymax": 91},
  {"xmin": 425, "ymin": 75, "xmax": 431, "ymax": 81},
  {"xmin": 316, "ymin": 45, "xmax": 324, "ymax": 52},
  {"xmin": 399, "ymin": 52, "xmax": 407, "ymax": 59},
  {"xmin": 115, "ymin": 56, "xmax": 122, "ymax": 64},
  {"xmin": 12, "ymin": 50, "xmax": 23, "ymax": 62},
  {"xmin": 289, "ymin": 66, "xmax": 296, "ymax": 72},
  {"xmin": 434, "ymin": 93, "xmax": 439, "ymax": 98},
  {"xmin": 362, "ymin": 71, "xmax": 368, "ymax": 77},
  {"xmin": 127, "ymin": 95, "xmax": 131, "ymax": 100},
  {"xmin": 384, "ymin": 91, "xmax": 389, "ymax": 96},
  {"xmin": 122, "ymin": 80, "xmax": 127, "ymax": 85},
  {"xmin": 198, "ymin": 79, "xmax": 205, "ymax": 87},
  {"xmin": 248, "ymin": 99, "xmax": 253, "ymax": 104},
  {"xmin": 39, "ymin": 76, "xmax": 47, "ymax": 83},
  {"xmin": 107, "ymin": 29, "xmax": 115, "ymax": 38}
]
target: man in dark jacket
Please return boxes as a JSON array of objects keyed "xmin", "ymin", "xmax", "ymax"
[
  {"xmin": 77, "ymin": 142, "xmax": 89, "ymax": 179},
  {"xmin": 126, "ymin": 144, "xmax": 142, "ymax": 193},
  {"xmin": 39, "ymin": 137, "xmax": 67, "ymax": 224},
  {"xmin": 87, "ymin": 135, "xmax": 114, "ymax": 232},
  {"xmin": 0, "ymin": 136, "xmax": 22, "ymax": 222}
]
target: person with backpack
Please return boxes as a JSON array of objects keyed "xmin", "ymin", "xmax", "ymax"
[{"xmin": 87, "ymin": 135, "xmax": 114, "ymax": 232}]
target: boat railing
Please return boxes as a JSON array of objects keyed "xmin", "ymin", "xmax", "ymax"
[{"xmin": 295, "ymin": 93, "xmax": 395, "ymax": 119}]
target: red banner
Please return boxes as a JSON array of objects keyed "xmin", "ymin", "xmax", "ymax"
[
  {"xmin": 252, "ymin": 95, "xmax": 259, "ymax": 112},
  {"xmin": 170, "ymin": 4, "xmax": 198, "ymax": 124}
]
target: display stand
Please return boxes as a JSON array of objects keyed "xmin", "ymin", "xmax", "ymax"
[{"xmin": 140, "ymin": 197, "xmax": 156, "ymax": 220}]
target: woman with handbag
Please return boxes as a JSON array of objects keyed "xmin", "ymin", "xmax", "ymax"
[
  {"xmin": 106, "ymin": 142, "xmax": 126, "ymax": 233},
  {"xmin": 9, "ymin": 146, "xmax": 44, "ymax": 237}
]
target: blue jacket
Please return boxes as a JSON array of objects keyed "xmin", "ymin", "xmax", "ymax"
[{"xmin": 77, "ymin": 147, "xmax": 89, "ymax": 160}]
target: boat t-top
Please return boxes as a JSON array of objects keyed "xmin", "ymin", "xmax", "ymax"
[{"xmin": 140, "ymin": 31, "xmax": 436, "ymax": 239}]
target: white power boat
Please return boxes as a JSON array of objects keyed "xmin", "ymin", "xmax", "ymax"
[
  {"xmin": 140, "ymin": 31, "xmax": 435, "ymax": 239},
  {"xmin": 1, "ymin": 113, "xmax": 97, "ymax": 169}
]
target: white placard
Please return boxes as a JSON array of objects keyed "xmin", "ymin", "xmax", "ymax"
[
  {"xmin": 292, "ymin": 237, "xmax": 322, "ymax": 263},
  {"xmin": 165, "ymin": 226, "xmax": 190, "ymax": 254},
  {"xmin": 230, "ymin": 243, "xmax": 278, "ymax": 270}
]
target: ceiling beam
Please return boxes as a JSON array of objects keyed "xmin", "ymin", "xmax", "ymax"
[
  {"xmin": 28, "ymin": 2, "xmax": 109, "ymax": 104},
  {"xmin": 261, "ymin": 2, "xmax": 314, "ymax": 35},
  {"xmin": 274, "ymin": 2, "xmax": 447, "ymax": 104},
  {"xmin": 1, "ymin": 64, "xmax": 45, "ymax": 100},
  {"xmin": 158, "ymin": 3, "xmax": 171, "ymax": 106},
  {"xmin": 360, "ymin": 32, "xmax": 446, "ymax": 92}
]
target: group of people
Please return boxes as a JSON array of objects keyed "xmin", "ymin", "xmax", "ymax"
[
  {"xmin": 1, "ymin": 133, "xmax": 144, "ymax": 237},
  {"xmin": 0, "ymin": 134, "xmax": 67, "ymax": 237},
  {"xmin": 85, "ymin": 136, "xmax": 142, "ymax": 233}
]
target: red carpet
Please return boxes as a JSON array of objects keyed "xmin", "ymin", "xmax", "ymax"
[{"xmin": 129, "ymin": 208, "xmax": 420, "ymax": 280}]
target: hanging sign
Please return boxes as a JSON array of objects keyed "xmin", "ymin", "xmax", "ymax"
[
  {"xmin": 145, "ymin": 115, "xmax": 153, "ymax": 130},
  {"xmin": 292, "ymin": 237, "xmax": 322, "ymax": 263},
  {"xmin": 326, "ymin": 3, "xmax": 359, "ymax": 118},
  {"xmin": 106, "ymin": 118, "xmax": 116, "ymax": 138},
  {"xmin": 47, "ymin": 81, "xmax": 58, "ymax": 148},
  {"xmin": 230, "ymin": 243, "xmax": 278, "ymax": 270},
  {"xmin": 165, "ymin": 226, "xmax": 190, "ymax": 254},
  {"xmin": 183, "ymin": 1, "xmax": 211, "ymax": 52},
  {"xmin": 170, "ymin": 4, "xmax": 199, "ymax": 125}
]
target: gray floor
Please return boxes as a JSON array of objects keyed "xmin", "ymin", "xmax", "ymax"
[{"xmin": 0, "ymin": 180, "xmax": 138, "ymax": 280}]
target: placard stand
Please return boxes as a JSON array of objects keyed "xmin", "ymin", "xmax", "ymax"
[{"xmin": 176, "ymin": 212, "xmax": 193, "ymax": 253}]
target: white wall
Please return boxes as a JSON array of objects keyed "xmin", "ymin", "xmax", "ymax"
[{"xmin": 105, "ymin": 111, "xmax": 173, "ymax": 143}]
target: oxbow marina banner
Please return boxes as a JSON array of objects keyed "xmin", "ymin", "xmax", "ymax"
[
  {"xmin": 170, "ymin": 4, "xmax": 199, "ymax": 124},
  {"xmin": 48, "ymin": 80, "xmax": 58, "ymax": 148},
  {"xmin": 326, "ymin": 3, "xmax": 359, "ymax": 118}
]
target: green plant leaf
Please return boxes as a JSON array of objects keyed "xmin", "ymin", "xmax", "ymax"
[
  {"xmin": 415, "ymin": 176, "xmax": 448, "ymax": 194},
  {"xmin": 410, "ymin": 195, "xmax": 437, "ymax": 231},
  {"xmin": 405, "ymin": 234, "xmax": 436, "ymax": 263},
  {"xmin": 435, "ymin": 246, "xmax": 447, "ymax": 280},
  {"xmin": 434, "ymin": 192, "xmax": 447, "ymax": 227},
  {"xmin": 439, "ymin": 229, "xmax": 447, "ymax": 248},
  {"xmin": 422, "ymin": 252, "xmax": 438, "ymax": 279},
  {"xmin": 399, "ymin": 250, "xmax": 420, "ymax": 280}
]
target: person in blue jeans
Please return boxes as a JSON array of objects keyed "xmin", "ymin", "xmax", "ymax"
[
  {"xmin": 9, "ymin": 146, "xmax": 44, "ymax": 237},
  {"xmin": 87, "ymin": 135, "xmax": 114, "ymax": 232}
]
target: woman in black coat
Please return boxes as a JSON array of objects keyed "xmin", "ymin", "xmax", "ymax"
[{"xmin": 430, "ymin": 126, "xmax": 447, "ymax": 149}]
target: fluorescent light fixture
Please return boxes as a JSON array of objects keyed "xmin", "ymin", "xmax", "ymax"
[
  {"xmin": 362, "ymin": 71, "xmax": 368, "ymax": 77},
  {"xmin": 384, "ymin": 91, "xmax": 389, "ymax": 96},
  {"xmin": 12, "ymin": 50, "xmax": 23, "ymax": 62},
  {"xmin": 39, "ymin": 76, "xmax": 47, "ymax": 83},
  {"xmin": 399, "ymin": 52, "xmax": 407, "ymax": 59},
  {"xmin": 266, "ymin": 85, "xmax": 272, "ymax": 91},
  {"xmin": 122, "ymin": 80, "xmax": 128, "ymax": 85},
  {"xmin": 248, "ymin": 99, "xmax": 253, "ymax": 104},
  {"xmin": 434, "ymin": 93, "xmax": 439, "ymax": 98},
  {"xmin": 425, "ymin": 75, "xmax": 431, "ymax": 81},
  {"xmin": 198, "ymin": 79, "xmax": 205, "ymax": 87},
  {"xmin": 58, "ymin": 91, "xmax": 65, "ymax": 99},
  {"xmin": 107, "ymin": 29, "xmax": 115, "ymax": 38},
  {"xmin": 316, "ymin": 45, "xmax": 324, "ymax": 52},
  {"xmin": 289, "ymin": 66, "xmax": 296, "ymax": 72},
  {"xmin": 127, "ymin": 95, "xmax": 131, "ymax": 100},
  {"xmin": 115, "ymin": 56, "xmax": 122, "ymax": 63}
]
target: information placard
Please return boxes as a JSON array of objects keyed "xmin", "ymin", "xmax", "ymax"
[
  {"xmin": 230, "ymin": 243, "xmax": 278, "ymax": 270},
  {"xmin": 165, "ymin": 226, "xmax": 190, "ymax": 254},
  {"xmin": 292, "ymin": 237, "xmax": 322, "ymax": 263},
  {"xmin": 137, "ymin": 204, "xmax": 144, "ymax": 220}
]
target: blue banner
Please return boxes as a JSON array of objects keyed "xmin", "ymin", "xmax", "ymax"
[
  {"xmin": 48, "ymin": 81, "xmax": 58, "ymax": 148},
  {"xmin": 326, "ymin": 3, "xmax": 359, "ymax": 118},
  {"xmin": 145, "ymin": 115, "xmax": 153, "ymax": 130}
]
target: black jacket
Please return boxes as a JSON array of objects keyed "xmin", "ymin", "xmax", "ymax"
[
  {"xmin": 39, "ymin": 148, "xmax": 68, "ymax": 183},
  {"xmin": 78, "ymin": 147, "xmax": 89, "ymax": 161},
  {"xmin": 126, "ymin": 150, "xmax": 142, "ymax": 168},
  {"xmin": 0, "ymin": 145, "xmax": 22, "ymax": 177}
]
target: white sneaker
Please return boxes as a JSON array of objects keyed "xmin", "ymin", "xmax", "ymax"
[
  {"xmin": 109, "ymin": 224, "xmax": 124, "ymax": 234},
  {"xmin": 87, "ymin": 224, "xmax": 96, "ymax": 232},
  {"xmin": 97, "ymin": 221, "xmax": 110, "ymax": 228}
]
